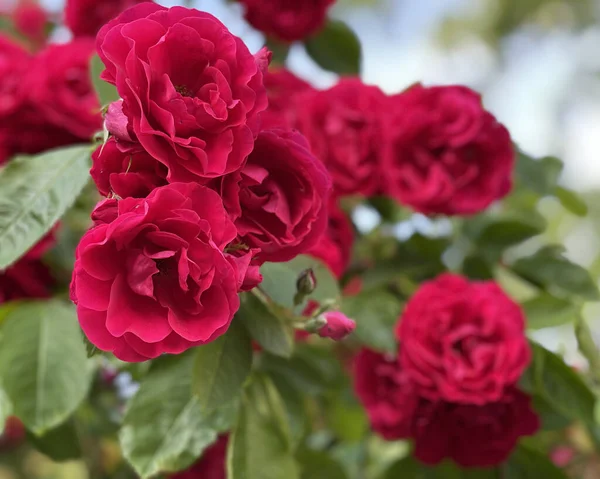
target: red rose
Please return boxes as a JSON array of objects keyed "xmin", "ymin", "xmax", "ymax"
[
  {"xmin": 0, "ymin": 229, "xmax": 56, "ymax": 303},
  {"xmin": 0, "ymin": 34, "xmax": 30, "ymax": 119},
  {"xmin": 91, "ymin": 138, "xmax": 167, "ymax": 198},
  {"xmin": 220, "ymin": 129, "xmax": 331, "ymax": 262},
  {"xmin": 353, "ymin": 349, "xmax": 419, "ymax": 440},
  {"xmin": 295, "ymin": 79, "xmax": 386, "ymax": 197},
  {"xmin": 65, "ymin": 0, "xmax": 152, "ymax": 37},
  {"xmin": 239, "ymin": 0, "xmax": 335, "ymax": 42},
  {"xmin": 169, "ymin": 435, "xmax": 227, "ymax": 479},
  {"xmin": 261, "ymin": 68, "xmax": 314, "ymax": 130},
  {"xmin": 382, "ymin": 85, "xmax": 514, "ymax": 215},
  {"xmin": 413, "ymin": 388, "xmax": 539, "ymax": 467},
  {"xmin": 71, "ymin": 183, "xmax": 242, "ymax": 362},
  {"xmin": 318, "ymin": 311, "xmax": 355, "ymax": 340},
  {"xmin": 0, "ymin": 416, "xmax": 26, "ymax": 451},
  {"xmin": 13, "ymin": 1, "xmax": 48, "ymax": 48},
  {"xmin": 23, "ymin": 39, "xmax": 102, "ymax": 140},
  {"xmin": 397, "ymin": 273, "xmax": 530, "ymax": 405},
  {"xmin": 308, "ymin": 201, "xmax": 353, "ymax": 278},
  {"xmin": 98, "ymin": 4, "xmax": 269, "ymax": 183}
]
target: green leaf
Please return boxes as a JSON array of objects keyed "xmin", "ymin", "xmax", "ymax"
[
  {"xmin": 227, "ymin": 374, "xmax": 299, "ymax": 479},
  {"xmin": 28, "ymin": 420, "xmax": 82, "ymax": 462},
  {"xmin": 297, "ymin": 449, "xmax": 347, "ymax": 479},
  {"xmin": 192, "ymin": 320, "xmax": 252, "ymax": 411},
  {"xmin": 531, "ymin": 394, "xmax": 572, "ymax": 431},
  {"xmin": 0, "ymin": 301, "xmax": 93, "ymax": 435},
  {"xmin": 522, "ymin": 293, "xmax": 578, "ymax": 330},
  {"xmin": 260, "ymin": 255, "xmax": 341, "ymax": 313},
  {"xmin": 239, "ymin": 293, "xmax": 294, "ymax": 358},
  {"xmin": 503, "ymin": 445, "xmax": 568, "ymax": 478},
  {"xmin": 0, "ymin": 386, "xmax": 11, "ymax": 431},
  {"xmin": 304, "ymin": 19, "xmax": 361, "ymax": 75},
  {"xmin": 90, "ymin": 54, "xmax": 119, "ymax": 106},
  {"xmin": 267, "ymin": 372, "xmax": 308, "ymax": 449},
  {"xmin": 342, "ymin": 290, "xmax": 402, "ymax": 353},
  {"xmin": 529, "ymin": 342, "xmax": 596, "ymax": 425},
  {"xmin": 120, "ymin": 353, "xmax": 234, "ymax": 478},
  {"xmin": 477, "ymin": 218, "xmax": 545, "ymax": 251},
  {"xmin": 462, "ymin": 254, "xmax": 495, "ymax": 280},
  {"xmin": 384, "ymin": 457, "xmax": 497, "ymax": 478},
  {"xmin": 516, "ymin": 152, "xmax": 563, "ymax": 195},
  {"xmin": 0, "ymin": 145, "xmax": 91, "ymax": 269},
  {"xmin": 512, "ymin": 246, "xmax": 599, "ymax": 300},
  {"xmin": 554, "ymin": 186, "xmax": 588, "ymax": 216}
]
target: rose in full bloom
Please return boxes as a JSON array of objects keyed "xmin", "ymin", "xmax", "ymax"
[
  {"xmin": 0, "ymin": 34, "xmax": 30, "ymax": 120},
  {"xmin": 308, "ymin": 201, "xmax": 354, "ymax": 278},
  {"xmin": 295, "ymin": 79, "xmax": 386, "ymax": 197},
  {"xmin": 218, "ymin": 129, "xmax": 330, "ymax": 262},
  {"xmin": 65, "ymin": 0, "xmax": 151, "ymax": 37},
  {"xmin": 397, "ymin": 273, "xmax": 530, "ymax": 405},
  {"xmin": 169, "ymin": 436, "xmax": 227, "ymax": 479},
  {"xmin": 318, "ymin": 311, "xmax": 355, "ymax": 340},
  {"xmin": 261, "ymin": 68, "xmax": 314, "ymax": 130},
  {"xmin": 354, "ymin": 348, "xmax": 419, "ymax": 440},
  {"xmin": 23, "ymin": 39, "xmax": 102, "ymax": 140},
  {"xmin": 91, "ymin": 138, "xmax": 167, "ymax": 198},
  {"xmin": 382, "ymin": 84, "xmax": 514, "ymax": 215},
  {"xmin": 98, "ymin": 4, "xmax": 269, "ymax": 183},
  {"xmin": 71, "ymin": 183, "xmax": 242, "ymax": 362},
  {"xmin": 12, "ymin": 1, "xmax": 48, "ymax": 48},
  {"xmin": 413, "ymin": 388, "xmax": 539, "ymax": 467},
  {"xmin": 0, "ymin": 230, "xmax": 56, "ymax": 303},
  {"xmin": 239, "ymin": 0, "xmax": 335, "ymax": 42}
]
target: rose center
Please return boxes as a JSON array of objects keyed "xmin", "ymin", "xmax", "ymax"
[{"xmin": 175, "ymin": 84, "xmax": 193, "ymax": 98}]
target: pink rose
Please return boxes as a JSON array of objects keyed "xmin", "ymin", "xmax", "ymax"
[{"xmin": 318, "ymin": 311, "xmax": 355, "ymax": 340}]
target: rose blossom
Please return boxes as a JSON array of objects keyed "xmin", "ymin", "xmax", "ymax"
[
  {"xmin": 397, "ymin": 273, "xmax": 530, "ymax": 405},
  {"xmin": 23, "ymin": 39, "xmax": 102, "ymax": 140},
  {"xmin": 413, "ymin": 388, "xmax": 539, "ymax": 467},
  {"xmin": 261, "ymin": 68, "xmax": 314, "ymax": 130},
  {"xmin": 97, "ymin": 4, "xmax": 269, "ymax": 183},
  {"xmin": 12, "ymin": 1, "xmax": 48, "ymax": 48},
  {"xmin": 0, "ymin": 34, "xmax": 30, "ymax": 120},
  {"xmin": 318, "ymin": 311, "xmax": 355, "ymax": 340},
  {"xmin": 308, "ymin": 201, "xmax": 354, "ymax": 278},
  {"xmin": 219, "ymin": 129, "xmax": 331, "ymax": 263},
  {"xmin": 382, "ymin": 84, "xmax": 514, "ymax": 215},
  {"xmin": 169, "ymin": 435, "xmax": 227, "ymax": 479},
  {"xmin": 353, "ymin": 348, "xmax": 419, "ymax": 440},
  {"xmin": 66, "ymin": 0, "xmax": 152, "ymax": 37},
  {"xmin": 239, "ymin": 0, "xmax": 335, "ymax": 43},
  {"xmin": 91, "ymin": 138, "xmax": 167, "ymax": 198},
  {"xmin": 71, "ymin": 183, "xmax": 242, "ymax": 362},
  {"xmin": 295, "ymin": 78, "xmax": 386, "ymax": 197}
]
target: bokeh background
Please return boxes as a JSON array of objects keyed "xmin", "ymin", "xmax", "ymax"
[{"xmin": 2, "ymin": 0, "xmax": 600, "ymax": 477}]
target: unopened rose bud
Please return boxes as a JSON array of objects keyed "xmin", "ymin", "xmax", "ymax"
[
  {"xmin": 317, "ymin": 311, "xmax": 356, "ymax": 341},
  {"xmin": 294, "ymin": 268, "xmax": 317, "ymax": 305}
]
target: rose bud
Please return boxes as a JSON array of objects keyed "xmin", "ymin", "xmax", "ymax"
[{"xmin": 317, "ymin": 311, "xmax": 356, "ymax": 341}]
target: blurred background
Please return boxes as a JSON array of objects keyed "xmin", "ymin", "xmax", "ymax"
[{"xmin": 2, "ymin": 0, "xmax": 600, "ymax": 477}]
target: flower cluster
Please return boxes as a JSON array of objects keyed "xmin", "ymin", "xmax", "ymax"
[
  {"xmin": 73, "ymin": 4, "xmax": 332, "ymax": 362},
  {"xmin": 354, "ymin": 274, "xmax": 539, "ymax": 467}
]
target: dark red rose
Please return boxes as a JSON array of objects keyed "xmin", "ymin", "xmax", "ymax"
[
  {"xmin": 0, "ymin": 33, "xmax": 30, "ymax": 119},
  {"xmin": 239, "ymin": 0, "xmax": 335, "ymax": 42},
  {"xmin": 0, "ymin": 416, "xmax": 26, "ymax": 451},
  {"xmin": 382, "ymin": 84, "xmax": 514, "ymax": 215},
  {"xmin": 91, "ymin": 138, "xmax": 168, "ymax": 198},
  {"xmin": 71, "ymin": 183, "xmax": 242, "ymax": 362},
  {"xmin": 169, "ymin": 435, "xmax": 227, "ymax": 479},
  {"xmin": 397, "ymin": 273, "xmax": 530, "ymax": 405},
  {"xmin": 0, "ymin": 229, "xmax": 56, "ymax": 303},
  {"xmin": 308, "ymin": 201, "xmax": 353, "ymax": 278},
  {"xmin": 261, "ymin": 68, "xmax": 314, "ymax": 130},
  {"xmin": 23, "ymin": 39, "xmax": 102, "ymax": 140},
  {"xmin": 413, "ymin": 388, "xmax": 539, "ymax": 467},
  {"xmin": 354, "ymin": 348, "xmax": 420, "ymax": 440},
  {"xmin": 220, "ymin": 129, "xmax": 331, "ymax": 262},
  {"xmin": 65, "ymin": 0, "xmax": 152, "ymax": 37},
  {"xmin": 295, "ymin": 79, "xmax": 386, "ymax": 197},
  {"xmin": 13, "ymin": 1, "xmax": 48, "ymax": 47},
  {"xmin": 98, "ymin": 4, "xmax": 269, "ymax": 183}
]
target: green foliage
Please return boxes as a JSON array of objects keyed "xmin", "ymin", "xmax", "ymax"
[
  {"xmin": 0, "ymin": 145, "xmax": 92, "ymax": 269},
  {"xmin": 297, "ymin": 448, "xmax": 348, "ymax": 479},
  {"xmin": 0, "ymin": 301, "xmax": 94, "ymax": 435},
  {"xmin": 90, "ymin": 54, "xmax": 120, "ymax": 106},
  {"xmin": 0, "ymin": 386, "xmax": 11, "ymax": 431},
  {"xmin": 228, "ymin": 374, "xmax": 299, "ymax": 479},
  {"xmin": 384, "ymin": 456, "xmax": 497, "ymax": 478},
  {"xmin": 193, "ymin": 321, "xmax": 253, "ymax": 411},
  {"xmin": 120, "ymin": 353, "xmax": 235, "ymax": 478},
  {"xmin": 522, "ymin": 293, "xmax": 578, "ymax": 330},
  {"xmin": 503, "ymin": 445, "xmax": 568, "ymax": 478},
  {"xmin": 304, "ymin": 20, "xmax": 362, "ymax": 75},
  {"xmin": 27, "ymin": 420, "xmax": 82, "ymax": 462}
]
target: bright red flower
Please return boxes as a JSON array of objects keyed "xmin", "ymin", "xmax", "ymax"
[
  {"xmin": 239, "ymin": 0, "xmax": 336, "ymax": 42},
  {"xmin": 98, "ymin": 4, "xmax": 269, "ymax": 183},
  {"xmin": 397, "ymin": 273, "xmax": 530, "ymax": 405},
  {"xmin": 65, "ymin": 0, "xmax": 152, "ymax": 37},
  {"xmin": 382, "ymin": 84, "xmax": 514, "ymax": 215},
  {"xmin": 261, "ymin": 68, "xmax": 314, "ymax": 130},
  {"xmin": 71, "ymin": 183, "xmax": 243, "ymax": 362}
]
